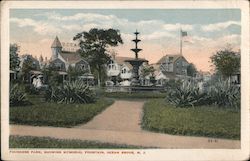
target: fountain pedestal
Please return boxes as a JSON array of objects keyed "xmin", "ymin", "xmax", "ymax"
[{"xmin": 125, "ymin": 58, "xmax": 148, "ymax": 86}]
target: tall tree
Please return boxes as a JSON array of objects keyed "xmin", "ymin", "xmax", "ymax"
[
  {"xmin": 10, "ymin": 44, "xmax": 20, "ymax": 70},
  {"xmin": 73, "ymin": 28, "xmax": 123, "ymax": 86},
  {"xmin": 210, "ymin": 48, "xmax": 240, "ymax": 78},
  {"xmin": 187, "ymin": 63, "xmax": 197, "ymax": 77}
]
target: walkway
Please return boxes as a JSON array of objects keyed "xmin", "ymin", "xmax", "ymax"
[
  {"xmin": 75, "ymin": 100, "xmax": 144, "ymax": 132},
  {"xmin": 10, "ymin": 100, "xmax": 240, "ymax": 149}
]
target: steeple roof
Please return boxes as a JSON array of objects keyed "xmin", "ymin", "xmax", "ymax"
[{"xmin": 51, "ymin": 36, "xmax": 62, "ymax": 48}]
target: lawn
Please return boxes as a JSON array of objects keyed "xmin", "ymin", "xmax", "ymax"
[
  {"xmin": 104, "ymin": 92, "xmax": 166, "ymax": 99},
  {"xmin": 10, "ymin": 96, "xmax": 114, "ymax": 127},
  {"xmin": 10, "ymin": 135, "xmax": 147, "ymax": 149},
  {"xmin": 142, "ymin": 99, "xmax": 240, "ymax": 139}
]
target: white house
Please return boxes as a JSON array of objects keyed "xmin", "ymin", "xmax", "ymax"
[{"xmin": 106, "ymin": 56, "xmax": 133, "ymax": 85}]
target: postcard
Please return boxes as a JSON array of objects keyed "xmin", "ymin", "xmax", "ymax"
[{"xmin": 1, "ymin": 0, "xmax": 250, "ymax": 160}]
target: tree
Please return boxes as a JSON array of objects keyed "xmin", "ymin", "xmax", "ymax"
[
  {"xmin": 73, "ymin": 28, "xmax": 123, "ymax": 86},
  {"xmin": 141, "ymin": 65, "xmax": 155, "ymax": 78},
  {"xmin": 210, "ymin": 48, "xmax": 240, "ymax": 78},
  {"xmin": 42, "ymin": 63, "xmax": 61, "ymax": 86},
  {"xmin": 140, "ymin": 65, "xmax": 156, "ymax": 85},
  {"xmin": 10, "ymin": 44, "xmax": 20, "ymax": 70},
  {"xmin": 67, "ymin": 65, "xmax": 88, "ymax": 82},
  {"xmin": 187, "ymin": 63, "xmax": 197, "ymax": 77},
  {"xmin": 20, "ymin": 55, "xmax": 39, "ymax": 83}
]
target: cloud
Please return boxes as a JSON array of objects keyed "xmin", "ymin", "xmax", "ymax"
[
  {"xmin": 164, "ymin": 23, "xmax": 193, "ymax": 31},
  {"xmin": 142, "ymin": 31, "xmax": 175, "ymax": 40},
  {"xmin": 10, "ymin": 18, "xmax": 61, "ymax": 35},
  {"xmin": 47, "ymin": 12, "xmax": 116, "ymax": 22},
  {"xmin": 201, "ymin": 21, "xmax": 240, "ymax": 32},
  {"xmin": 61, "ymin": 24, "xmax": 82, "ymax": 31}
]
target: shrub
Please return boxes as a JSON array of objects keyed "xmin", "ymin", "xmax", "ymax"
[
  {"xmin": 206, "ymin": 80, "xmax": 240, "ymax": 110},
  {"xmin": 166, "ymin": 81, "xmax": 206, "ymax": 107},
  {"xmin": 23, "ymin": 84, "xmax": 40, "ymax": 95},
  {"xmin": 45, "ymin": 80, "xmax": 96, "ymax": 104},
  {"xmin": 10, "ymin": 84, "xmax": 28, "ymax": 106}
]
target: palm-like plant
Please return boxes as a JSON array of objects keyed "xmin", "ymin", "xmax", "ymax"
[
  {"xmin": 46, "ymin": 80, "xmax": 96, "ymax": 104},
  {"xmin": 166, "ymin": 81, "xmax": 206, "ymax": 107},
  {"xmin": 10, "ymin": 84, "xmax": 27, "ymax": 106}
]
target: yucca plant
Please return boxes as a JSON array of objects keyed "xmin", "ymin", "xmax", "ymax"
[
  {"xmin": 206, "ymin": 80, "xmax": 240, "ymax": 110},
  {"xmin": 10, "ymin": 84, "xmax": 28, "ymax": 106},
  {"xmin": 46, "ymin": 80, "xmax": 96, "ymax": 104},
  {"xmin": 166, "ymin": 81, "xmax": 206, "ymax": 107}
]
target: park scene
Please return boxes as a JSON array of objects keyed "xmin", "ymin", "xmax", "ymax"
[{"xmin": 9, "ymin": 9, "xmax": 240, "ymax": 149}]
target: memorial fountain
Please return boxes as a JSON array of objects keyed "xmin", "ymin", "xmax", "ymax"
[{"xmin": 125, "ymin": 30, "xmax": 148, "ymax": 86}]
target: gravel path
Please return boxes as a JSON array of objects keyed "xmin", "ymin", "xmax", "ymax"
[
  {"xmin": 75, "ymin": 100, "xmax": 144, "ymax": 132},
  {"xmin": 10, "ymin": 100, "xmax": 240, "ymax": 149}
]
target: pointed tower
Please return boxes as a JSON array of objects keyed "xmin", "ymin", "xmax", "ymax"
[{"xmin": 51, "ymin": 36, "xmax": 62, "ymax": 60}]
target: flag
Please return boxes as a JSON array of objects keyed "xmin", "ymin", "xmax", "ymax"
[{"xmin": 181, "ymin": 31, "xmax": 188, "ymax": 37}]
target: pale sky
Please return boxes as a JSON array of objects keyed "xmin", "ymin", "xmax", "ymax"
[{"xmin": 10, "ymin": 9, "xmax": 241, "ymax": 72}]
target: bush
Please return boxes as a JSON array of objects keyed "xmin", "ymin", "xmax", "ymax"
[
  {"xmin": 10, "ymin": 84, "xmax": 28, "ymax": 106},
  {"xmin": 23, "ymin": 84, "xmax": 40, "ymax": 95},
  {"xmin": 206, "ymin": 80, "xmax": 240, "ymax": 110},
  {"xmin": 45, "ymin": 80, "xmax": 96, "ymax": 104},
  {"xmin": 166, "ymin": 81, "xmax": 206, "ymax": 107}
]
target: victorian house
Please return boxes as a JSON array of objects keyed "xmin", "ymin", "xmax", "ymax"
[
  {"xmin": 48, "ymin": 36, "xmax": 93, "ymax": 83},
  {"xmin": 106, "ymin": 56, "xmax": 133, "ymax": 86},
  {"xmin": 151, "ymin": 54, "xmax": 190, "ymax": 86}
]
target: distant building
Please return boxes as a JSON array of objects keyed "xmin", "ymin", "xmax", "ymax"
[
  {"xmin": 144, "ymin": 54, "xmax": 191, "ymax": 86},
  {"xmin": 106, "ymin": 56, "xmax": 133, "ymax": 85}
]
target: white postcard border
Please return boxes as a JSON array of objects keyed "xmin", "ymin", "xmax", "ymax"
[{"xmin": 1, "ymin": 1, "xmax": 250, "ymax": 161}]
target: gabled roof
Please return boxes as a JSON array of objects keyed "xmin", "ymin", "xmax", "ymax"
[
  {"xmin": 51, "ymin": 36, "xmax": 62, "ymax": 48},
  {"xmin": 60, "ymin": 51, "xmax": 82, "ymax": 64},
  {"xmin": 113, "ymin": 56, "xmax": 134, "ymax": 69},
  {"xmin": 157, "ymin": 54, "xmax": 184, "ymax": 64}
]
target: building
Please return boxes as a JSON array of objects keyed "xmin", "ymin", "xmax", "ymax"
[
  {"xmin": 48, "ymin": 36, "xmax": 93, "ymax": 83},
  {"xmin": 106, "ymin": 56, "xmax": 133, "ymax": 85},
  {"xmin": 143, "ymin": 54, "xmax": 190, "ymax": 86}
]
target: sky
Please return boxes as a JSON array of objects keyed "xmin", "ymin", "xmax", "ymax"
[{"xmin": 10, "ymin": 9, "xmax": 241, "ymax": 72}]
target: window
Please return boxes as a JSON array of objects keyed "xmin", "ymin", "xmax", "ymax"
[
  {"xmin": 80, "ymin": 64, "xmax": 86, "ymax": 70},
  {"xmin": 55, "ymin": 62, "xmax": 62, "ymax": 70},
  {"xmin": 122, "ymin": 68, "xmax": 127, "ymax": 74},
  {"xmin": 169, "ymin": 57, "xmax": 173, "ymax": 62}
]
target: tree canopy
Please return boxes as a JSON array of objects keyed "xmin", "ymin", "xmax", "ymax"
[
  {"xmin": 210, "ymin": 48, "xmax": 240, "ymax": 78},
  {"xmin": 187, "ymin": 63, "xmax": 197, "ymax": 77},
  {"xmin": 73, "ymin": 28, "xmax": 123, "ymax": 86},
  {"xmin": 10, "ymin": 44, "xmax": 20, "ymax": 71}
]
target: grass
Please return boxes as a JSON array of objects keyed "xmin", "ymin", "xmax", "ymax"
[
  {"xmin": 9, "ymin": 135, "xmax": 147, "ymax": 149},
  {"xmin": 104, "ymin": 92, "xmax": 166, "ymax": 99},
  {"xmin": 142, "ymin": 99, "xmax": 240, "ymax": 140},
  {"xmin": 10, "ymin": 96, "xmax": 114, "ymax": 127}
]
